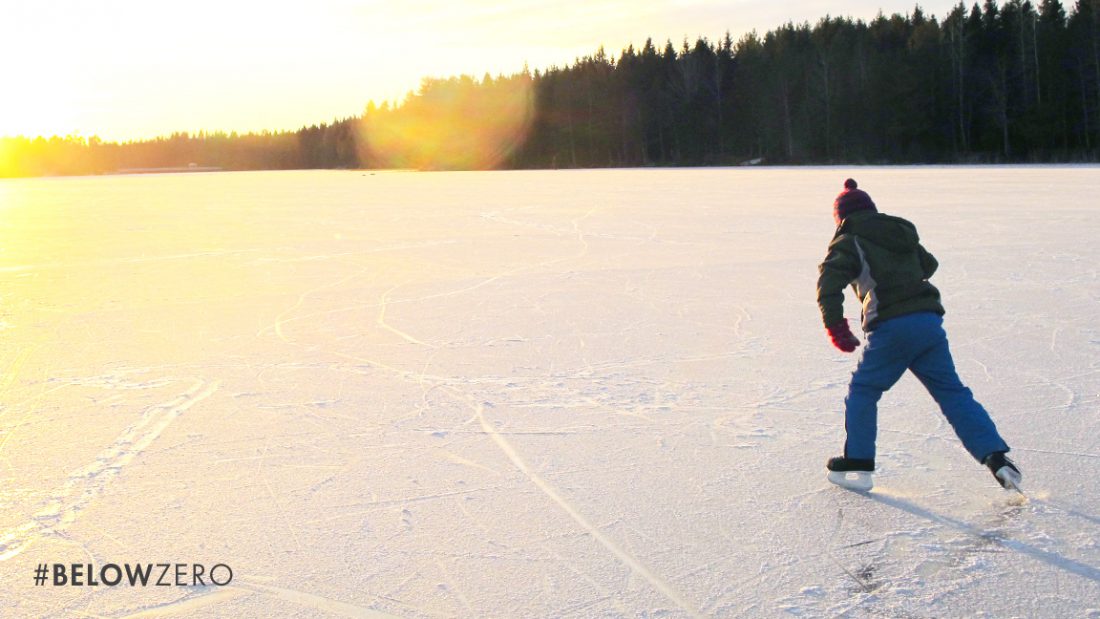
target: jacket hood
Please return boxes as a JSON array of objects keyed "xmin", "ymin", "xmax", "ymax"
[{"xmin": 839, "ymin": 211, "xmax": 920, "ymax": 253}]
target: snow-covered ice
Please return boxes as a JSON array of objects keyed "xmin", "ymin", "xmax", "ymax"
[{"xmin": 1, "ymin": 167, "xmax": 1098, "ymax": 617}]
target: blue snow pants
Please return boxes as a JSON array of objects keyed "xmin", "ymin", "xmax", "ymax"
[{"xmin": 843, "ymin": 311, "xmax": 1008, "ymax": 462}]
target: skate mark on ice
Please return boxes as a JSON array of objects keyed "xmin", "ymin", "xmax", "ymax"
[
  {"xmin": 255, "ymin": 439, "xmax": 304, "ymax": 553},
  {"xmin": 118, "ymin": 586, "xmax": 247, "ymax": 618},
  {"xmin": 824, "ymin": 507, "xmax": 883, "ymax": 594},
  {"xmin": 1015, "ymin": 446, "xmax": 1100, "ymax": 460},
  {"xmin": 430, "ymin": 447, "xmax": 502, "ymax": 475},
  {"xmin": 263, "ymin": 266, "xmax": 369, "ymax": 342},
  {"xmin": 0, "ymin": 379, "xmax": 220, "ymax": 562},
  {"xmin": 471, "ymin": 400, "xmax": 705, "ymax": 618},
  {"xmin": 298, "ymin": 485, "xmax": 509, "ymax": 529},
  {"xmin": 434, "ymin": 559, "xmax": 478, "ymax": 616},
  {"xmin": 377, "ymin": 285, "xmax": 435, "ymax": 348},
  {"xmin": 230, "ymin": 580, "xmax": 402, "ymax": 618},
  {"xmin": 266, "ymin": 208, "xmax": 597, "ymax": 344},
  {"xmin": 865, "ymin": 490, "xmax": 1100, "ymax": 583},
  {"xmin": 0, "ymin": 249, "xmax": 259, "ymax": 275},
  {"xmin": 263, "ymin": 268, "xmax": 517, "ymax": 343},
  {"xmin": 1027, "ymin": 496, "xmax": 1100, "ymax": 527}
]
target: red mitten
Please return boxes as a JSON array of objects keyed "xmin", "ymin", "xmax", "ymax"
[{"xmin": 826, "ymin": 319, "xmax": 860, "ymax": 353}]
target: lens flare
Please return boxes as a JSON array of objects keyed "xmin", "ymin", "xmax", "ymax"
[
  {"xmin": 0, "ymin": 139, "xmax": 14, "ymax": 177},
  {"xmin": 358, "ymin": 73, "xmax": 533, "ymax": 170}
]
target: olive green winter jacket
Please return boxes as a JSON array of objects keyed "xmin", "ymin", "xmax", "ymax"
[{"xmin": 817, "ymin": 210, "xmax": 944, "ymax": 332}]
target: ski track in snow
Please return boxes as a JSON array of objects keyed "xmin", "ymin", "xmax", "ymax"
[{"xmin": 3, "ymin": 169, "xmax": 1100, "ymax": 617}]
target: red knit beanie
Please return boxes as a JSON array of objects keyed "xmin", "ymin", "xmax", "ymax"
[{"xmin": 833, "ymin": 178, "xmax": 876, "ymax": 225}]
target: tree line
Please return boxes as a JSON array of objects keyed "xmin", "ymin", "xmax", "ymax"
[
  {"xmin": 519, "ymin": 0, "xmax": 1100, "ymax": 165},
  {"xmin": 4, "ymin": 1, "xmax": 1100, "ymax": 177}
]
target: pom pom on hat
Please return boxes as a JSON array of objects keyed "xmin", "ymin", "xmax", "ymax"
[{"xmin": 833, "ymin": 178, "xmax": 876, "ymax": 224}]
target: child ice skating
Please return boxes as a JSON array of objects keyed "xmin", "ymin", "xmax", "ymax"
[{"xmin": 816, "ymin": 179, "xmax": 1021, "ymax": 492}]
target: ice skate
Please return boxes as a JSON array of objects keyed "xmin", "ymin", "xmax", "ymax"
[
  {"xmin": 826, "ymin": 456, "xmax": 875, "ymax": 491},
  {"xmin": 983, "ymin": 451, "xmax": 1022, "ymax": 491}
]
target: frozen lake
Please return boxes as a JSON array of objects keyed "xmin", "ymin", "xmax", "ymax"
[{"xmin": 1, "ymin": 167, "xmax": 1098, "ymax": 617}]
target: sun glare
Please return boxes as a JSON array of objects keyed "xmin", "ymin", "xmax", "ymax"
[
  {"xmin": 0, "ymin": 141, "xmax": 13, "ymax": 178},
  {"xmin": 359, "ymin": 74, "xmax": 534, "ymax": 170}
]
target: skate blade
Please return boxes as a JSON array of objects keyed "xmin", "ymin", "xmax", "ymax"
[
  {"xmin": 996, "ymin": 467, "xmax": 1023, "ymax": 493},
  {"xmin": 828, "ymin": 470, "xmax": 873, "ymax": 492}
]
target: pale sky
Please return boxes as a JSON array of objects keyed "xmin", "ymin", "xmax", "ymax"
[{"xmin": 2, "ymin": 0, "xmax": 966, "ymax": 141}]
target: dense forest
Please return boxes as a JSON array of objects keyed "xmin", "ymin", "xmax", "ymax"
[{"xmin": 4, "ymin": 0, "xmax": 1100, "ymax": 177}]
